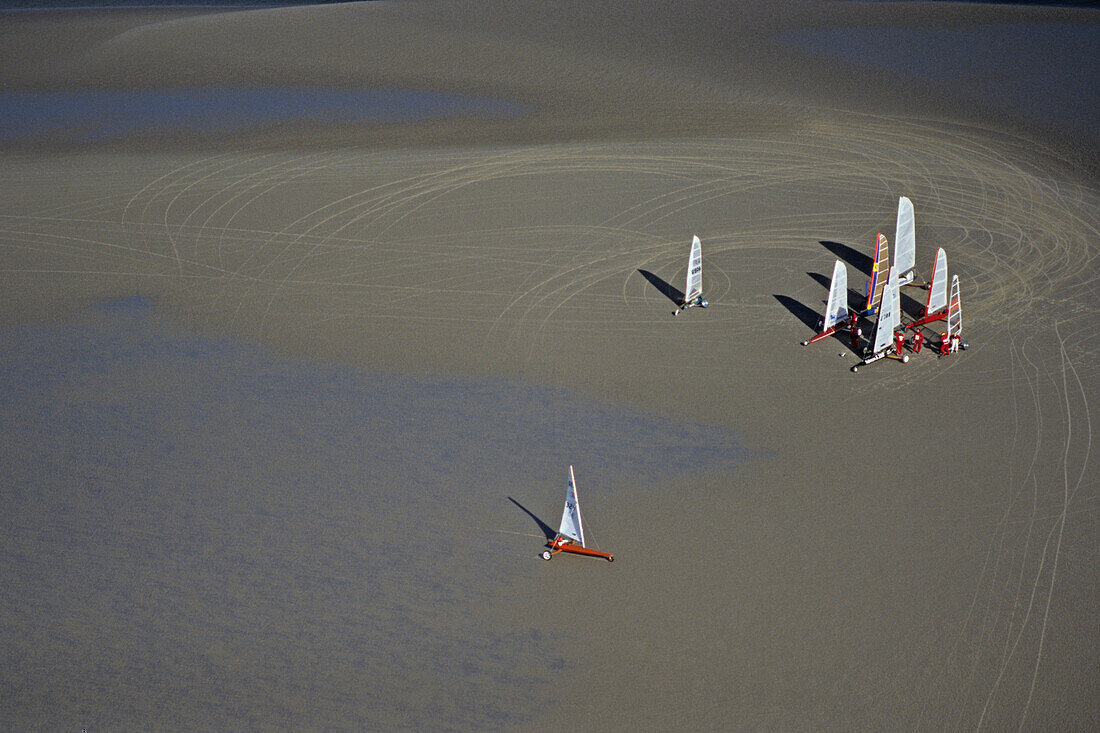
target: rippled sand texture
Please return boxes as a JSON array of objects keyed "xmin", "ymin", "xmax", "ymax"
[{"xmin": 0, "ymin": 1, "xmax": 1097, "ymax": 730}]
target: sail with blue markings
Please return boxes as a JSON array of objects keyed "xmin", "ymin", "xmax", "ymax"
[
  {"xmin": 823, "ymin": 259, "xmax": 848, "ymax": 331},
  {"xmin": 542, "ymin": 465, "xmax": 614, "ymax": 561},
  {"xmin": 558, "ymin": 465, "xmax": 585, "ymax": 547}
]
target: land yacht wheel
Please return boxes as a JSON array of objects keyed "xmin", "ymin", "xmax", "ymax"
[
  {"xmin": 607, "ymin": 556, "xmax": 614, "ymax": 563},
  {"xmin": 541, "ymin": 550, "xmax": 552, "ymax": 561}
]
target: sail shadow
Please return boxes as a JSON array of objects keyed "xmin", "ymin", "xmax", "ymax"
[
  {"xmin": 508, "ymin": 497, "xmax": 555, "ymax": 540},
  {"xmin": 774, "ymin": 294, "xmax": 820, "ymax": 332},
  {"xmin": 847, "ymin": 288, "xmax": 865, "ymax": 312},
  {"xmin": 900, "ymin": 289, "xmax": 924, "ymax": 319},
  {"xmin": 638, "ymin": 269, "xmax": 683, "ymax": 306},
  {"xmin": 820, "ymin": 240, "xmax": 872, "ymax": 277},
  {"xmin": 807, "ymin": 271, "xmax": 831, "ymax": 291}
]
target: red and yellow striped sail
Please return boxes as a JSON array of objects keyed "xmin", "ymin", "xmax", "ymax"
[{"xmin": 865, "ymin": 233, "xmax": 890, "ymax": 312}]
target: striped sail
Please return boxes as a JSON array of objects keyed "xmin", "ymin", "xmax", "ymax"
[
  {"xmin": 685, "ymin": 235, "xmax": 703, "ymax": 302},
  {"xmin": 946, "ymin": 275, "xmax": 962, "ymax": 338},
  {"xmin": 559, "ymin": 465, "xmax": 585, "ymax": 546},
  {"xmin": 823, "ymin": 259, "xmax": 848, "ymax": 331},
  {"xmin": 865, "ymin": 233, "xmax": 890, "ymax": 311},
  {"xmin": 895, "ymin": 196, "xmax": 916, "ymax": 284}
]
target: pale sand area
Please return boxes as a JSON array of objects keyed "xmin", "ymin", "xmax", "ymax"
[{"xmin": 1, "ymin": 1, "xmax": 1097, "ymax": 729}]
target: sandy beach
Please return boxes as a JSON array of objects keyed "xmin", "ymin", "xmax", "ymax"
[{"xmin": 1, "ymin": 1, "xmax": 1097, "ymax": 729}]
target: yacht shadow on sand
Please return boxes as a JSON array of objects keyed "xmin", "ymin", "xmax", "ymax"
[
  {"xmin": 777, "ymin": 293, "xmax": 864, "ymax": 353},
  {"xmin": 806, "ymin": 271, "xmax": 864, "ymax": 314},
  {"xmin": 820, "ymin": 240, "xmax": 872, "ymax": 277},
  {"xmin": 807, "ymin": 271, "xmax": 832, "ymax": 291},
  {"xmin": 900, "ymin": 289, "xmax": 926, "ymax": 320},
  {"xmin": 638, "ymin": 269, "xmax": 684, "ymax": 306},
  {"xmin": 773, "ymin": 294, "xmax": 820, "ymax": 333},
  {"xmin": 508, "ymin": 497, "xmax": 556, "ymax": 541}
]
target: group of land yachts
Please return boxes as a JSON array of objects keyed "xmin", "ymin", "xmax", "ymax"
[
  {"xmin": 677, "ymin": 198, "xmax": 965, "ymax": 372},
  {"xmin": 543, "ymin": 196, "xmax": 966, "ymax": 563},
  {"xmin": 796, "ymin": 196, "xmax": 966, "ymax": 372}
]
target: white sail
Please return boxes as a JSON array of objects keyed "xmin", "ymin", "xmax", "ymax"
[
  {"xmin": 872, "ymin": 268, "xmax": 900, "ymax": 354},
  {"xmin": 823, "ymin": 259, "xmax": 848, "ymax": 331},
  {"xmin": 895, "ymin": 196, "xmax": 916, "ymax": 284},
  {"xmin": 685, "ymin": 235, "xmax": 703, "ymax": 302},
  {"xmin": 558, "ymin": 465, "xmax": 585, "ymax": 546},
  {"xmin": 866, "ymin": 233, "xmax": 890, "ymax": 312},
  {"xmin": 946, "ymin": 275, "xmax": 962, "ymax": 338},
  {"xmin": 926, "ymin": 247, "xmax": 948, "ymax": 315}
]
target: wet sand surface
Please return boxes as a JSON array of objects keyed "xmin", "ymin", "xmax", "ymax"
[{"xmin": 1, "ymin": 1, "xmax": 1097, "ymax": 729}]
